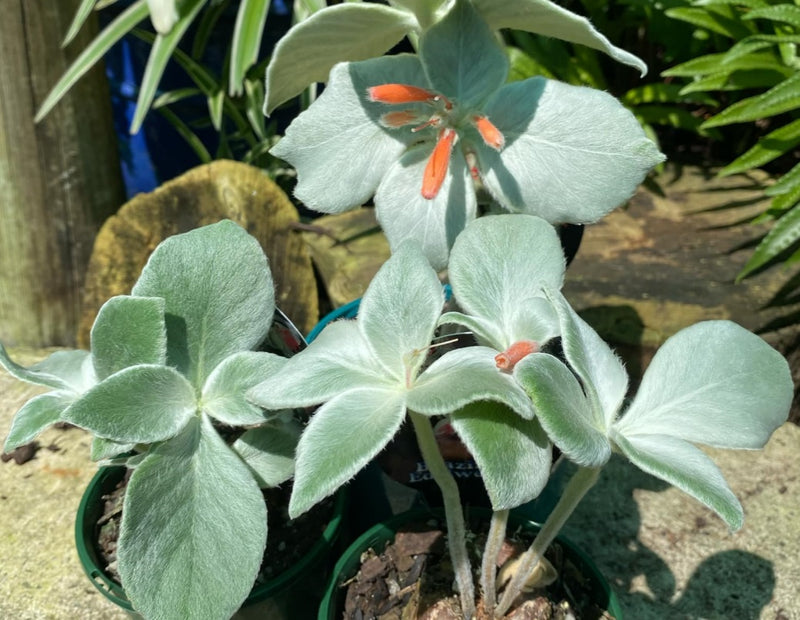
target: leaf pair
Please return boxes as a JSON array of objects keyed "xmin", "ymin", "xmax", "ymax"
[{"xmin": 515, "ymin": 289, "xmax": 793, "ymax": 530}]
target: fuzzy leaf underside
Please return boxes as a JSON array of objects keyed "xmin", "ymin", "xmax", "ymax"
[
  {"xmin": 62, "ymin": 365, "xmax": 197, "ymax": 444},
  {"xmin": 90, "ymin": 437, "xmax": 137, "ymax": 462},
  {"xmin": 474, "ymin": 0, "xmax": 647, "ymax": 76},
  {"xmin": 548, "ymin": 289, "xmax": 628, "ymax": 431},
  {"xmin": 409, "ymin": 346, "xmax": 536, "ymax": 419},
  {"xmin": 202, "ymin": 351, "xmax": 287, "ymax": 425},
  {"xmin": 612, "ymin": 431, "xmax": 744, "ymax": 531},
  {"xmin": 614, "ymin": 321, "xmax": 792, "ymax": 449},
  {"xmin": 264, "ymin": 4, "xmax": 417, "ymax": 114},
  {"xmin": 0, "ymin": 345, "xmax": 92, "ymax": 392},
  {"xmin": 446, "ymin": 215, "xmax": 565, "ymax": 350},
  {"xmin": 233, "ymin": 421, "xmax": 301, "ymax": 488},
  {"xmin": 132, "ymin": 220, "xmax": 275, "ymax": 389},
  {"xmin": 451, "ymin": 401, "xmax": 551, "ymax": 510},
  {"xmin": 118, "ymin": 415, "xmax": 267, "ymax": 620},
  {"xmin": 514, "ymin": 353, "xmax": 611, "ymax": 468},
  {"xmin": 91, "ymin": 295, "xmax": 167, "ymax": 381},
  {"xmin": 3, "ymin": 392, "xmax": 75, "ymax": 452},
  {"xmin": 290, "ymin": 387, "xmax": 406, "ymax": 518}
]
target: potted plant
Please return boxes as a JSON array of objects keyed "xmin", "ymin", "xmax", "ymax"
[
  {"xmin": 246, "ymin": 0, "xmax": 794, "ymax": 617},
  {"xmin": 1, "ymin": 220, "xmax": 343, "ymax": 619}
]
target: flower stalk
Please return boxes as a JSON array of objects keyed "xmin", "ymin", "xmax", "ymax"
[{"xmin": 409, "ymin": 410, "xmax": 476, "ymax": 619}]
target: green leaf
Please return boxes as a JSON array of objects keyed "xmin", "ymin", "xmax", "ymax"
[
  {"xmin": 622, "ymin": 83, "xmax": 717, "ymax": 107},
  {"xmin": 420, "ymin": 0, "xmax": 507, "ymax": 107},
  {"xmin": 723, "ymin": 35, "xmax": 800, "ymax": 64},
  {"xmin": 612, "ymin": 432, "xmax": 743, "ymax": 530},
  {"xmin": 514, "ymin": 353, "xmax": 612, "ymax": 468},
  {"xmin": 132, "ymin": 220, "xmax": 275, "ymax": 388},
  {"xmin": 62, "ymin": 365, "xmax": 196, "ymax": 443},
  {"xmin": 679, "ymin": 68, "xmax": 789, "ymax": 94},
  {"xmin": 3, "ymin": 392, "xmax": 75, "ymax": 452},
  {"xmin": 244, "ymin": 79, "xmax": 267, "ymax": 140},
  {"xmin": 478, "ymin": 77, "xmax": 665, "ymax": 224},
  {"xmin": 664, "ymin": 50, "xmax": 785, "ymax": 78},
  {"xmin": 156, "ymin": 106, "xmax": 213, "ymax": 163},
  {"xmin": 765, "ymin": 161, "xmax": 800, "ymax": 196},
  {"xmin": 450, "ymin": 402, "xmax": 551, "ymax": 510},
  {"xmin": 615, "ymin": 321, "xmax": 792, "ymax": 449},
  {"xmin": 63, "ymin": 0, "xmax": 101, "ymax": 46},
  {"xmin": 445, "ymin": 215, "xmax": 564, "ymax": 351},
  {"xmin": 90, "ymin": 296, "xmax": 167, "ymax": 381},
  {"xmin": 0, "ymin": 345, "xmax": 93, "ymax": 392},
  {"xmin": 202, "ymin": 351, "xmax": 287, "ymax": 426},
  {"xmin": 409, "ymin": 347, "xmax": 536, "ymax": 420},
  {"xmin": 36, "ymin": 1, "xmax": 150, "ymax": 122},
  {"xmin": 718, "ymin": 118, "xmax": 800, "ymax": 177},
  {"xmin": 264, "ymin": 3, "xmax": 417, "ymax": 114},
  {"xmin": 739, "ymin": 202, "xmax": 800, "ymax": 278},
  {"xmin": 289, "ymin": 387, "xmax": 406, "ymax": 517},
  {"xmin": 229, "ymin": 0, "xmax": 271, "ymax": 96},
  {"xmin": 119, "ymin": 415, "xmax": 267, "ymax": 620},
  {"xmin": 232, "ymin": 420, "xmax": 301, "ymax": 487},
  {"xmin": 474, "ymin": 0, "xmax": 647, "ymax": 76},
  {"xmin": 701, "ymin": 72, "xmax": 800, "ymax": 128},
  {"xmin": 744, "ymin": 4, "xmax": 800, "ymax": 29},
  {"xmin": 547, "ymin": 289, "xmax": 628, "ymax": 431},
  {"xmin": 130, "ymin": 0, "xmax": 207, "ymax": 134},
  {"xmin": 664, "ymin": 6, "xmax": 754, "ymax": 39}
]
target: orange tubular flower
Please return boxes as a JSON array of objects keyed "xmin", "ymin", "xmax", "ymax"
[
  {"xmin": 473, "ymin": 115, "xmax": 505, "ymax": 150},
  {"xmin": 422, "ymin": 128, "xmax": 457, "ymax": 200},
  {"xmin": 368, "ymin": 84, "xmax": 438, "ymax": 104},
  {"xmin": 495, "ymin": 340, "xmax": 539, "ymax": 371}
]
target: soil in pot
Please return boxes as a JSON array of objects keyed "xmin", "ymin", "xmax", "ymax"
[{"xmin": 339, "ymin": 511, "xmax": 617, "ymax": 620}]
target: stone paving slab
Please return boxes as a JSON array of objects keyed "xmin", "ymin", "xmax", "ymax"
[
  {"xmin": 562, "ymin": 422, "xmax": 800, "ymax": 620},
  {"xmin": 0, "ymin": 349, "xmax": 127, "ymax": 619}
]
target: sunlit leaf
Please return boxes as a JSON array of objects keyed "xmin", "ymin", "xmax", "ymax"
[
  {"xmin": 119, "ymin": 415, "xmax": 266, "ymax": 620},
  {"xmin": 229, "ymin": 0, "xmax": 271, "ymax": 95},
  {"xmin": 130, "ymin": 0, "xmax": 207, "ymax": 134},
  {"xmin": 36, "ymin": 0, "xmax": 149, "ymax": 122}
]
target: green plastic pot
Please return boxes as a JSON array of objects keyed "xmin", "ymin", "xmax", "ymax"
[
  {"xmin": 76, "ymin": 466, "xmax": 348, "ymax": 619},
  {"xmin": 318, "ymin": 507, "xmax": 622, "ymax": 619}
]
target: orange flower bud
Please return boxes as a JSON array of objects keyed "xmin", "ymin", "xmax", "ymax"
[
  {"xmin": 495, "ymin": 340, "xmax": 539, "ymax": 371},
  {"xmin": 422, "ymin": 128, "xmax": 456, "ymax": 200},
  {"xmin": 473, "ymin": 115, "xmax": 505, "ymax": 151},
  {"xmin": 380, "ymin": 110, "xmax": 422, "ymax": 128},
  {"xmin": 368, "ymin": 84, "xmax": 438, "ymax": 104}
]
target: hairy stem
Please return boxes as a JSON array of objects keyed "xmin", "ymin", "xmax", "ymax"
[
  {"xmin": 495, "ymin": 467, "xmax": 600, "ymax": 617},
  {"xmin": 481, "ymin": 509, "xmax": 509, "ymax": 616},
  {"xmin": 409, "ymin": 411, "xmax": 476, "ymax": 619}
]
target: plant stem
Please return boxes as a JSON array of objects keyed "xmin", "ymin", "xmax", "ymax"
[
  {"xmin": 495, "ymin": 466, "xmax": 600, "ymax": 617},
  {"xmin": 409, "ymin": 411, "xmax": 476, "ymax": 619},
  {"xmin": 481, "ymin": 509, "xmax": 509, "ymax": 617}
]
